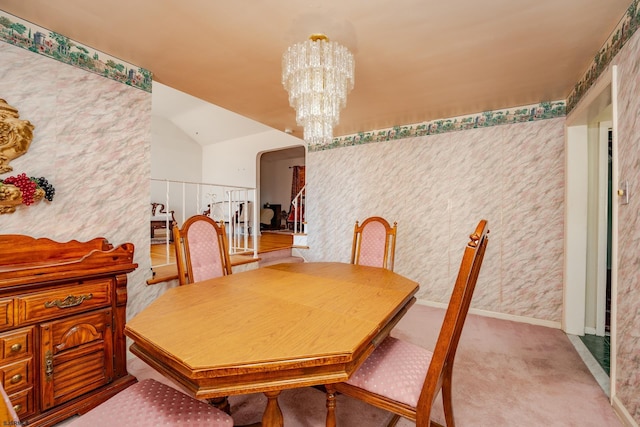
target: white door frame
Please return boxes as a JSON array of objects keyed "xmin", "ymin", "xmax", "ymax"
[{"xmin": 564, "ymin": 66, "xmax": 618, "ymax": 401}]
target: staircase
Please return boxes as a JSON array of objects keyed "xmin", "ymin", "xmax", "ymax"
[
  {"xmin": 258, "ymin": 247, "xmax": 305, "ymax": 268},
  {"xmin": 288, "ymin": 185, "xmax": 308, "ymax": 249},
  {"xmin": 255, "ymin": 184, "xmax": 307, "ymax": 266},
  {"xmin": 253, "ymin": 230, "xmax": 305, "ymax": 268},
  {"xmin": 293, "ymin": 225, "xmax": 308, "ymax": 248}
]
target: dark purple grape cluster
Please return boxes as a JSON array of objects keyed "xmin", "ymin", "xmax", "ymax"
[
  {"xmin": 31, "ymin": 176, "xmax": 56, "ymax": 202},
  {"xmin": 0, "ymin": 174, "xmax": 56, "ymax": 204},
  {"xmin": 1, "ymin": 173, "xmax": 37, "ymax": 205}
]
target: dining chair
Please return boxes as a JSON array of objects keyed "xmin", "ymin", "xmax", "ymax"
[
  {"xmin": 326, "ymin": 219, "xmax": 489, "ymax": 427},
  {"xmin": 173, "ymin": 215, "xmax": 232, "ymax": 286},
  {"xmin": 0, "ymin": 382, "xmax": 19, "ymax": 425},
  {"xmin": 67, "ymin": 379, "xmax": 233, "ymax": 427},
  {"xmin": 351, "ymin": 216, "xmax": 398, "ymax": 271}
]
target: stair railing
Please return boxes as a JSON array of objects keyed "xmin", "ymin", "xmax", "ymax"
[
  {"xmin": 290, "ymin": 184, "xmax": 306, "ymax": 234},
  {"xmin": 151, "ymin": 178, "xmax": 258, "ymax": 267},
  {"xmin": 223, "ymin": 188, "xmax": 258, "ymax": 255}
]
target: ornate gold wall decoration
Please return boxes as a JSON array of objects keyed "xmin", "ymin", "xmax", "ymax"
[
  {"xmin": 0, "ymin": 183, "xmax": 44, "ymax": 214},
  {"xmin": 0, "ymin": 99, "xmax": 53, "ymax": 214},
  {"xmin": 0, "ymin": 182, "xmax": 23, "ymax": 214},
  {"xmin": 0, "ymin": 98, "xmax": 34, "ymax": 174}
]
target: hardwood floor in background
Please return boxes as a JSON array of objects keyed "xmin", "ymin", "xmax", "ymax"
[
  {"xmin": 150, "ymin": 230, "xmax": 294, "ymax": 268},
  {"xmin": 253, "ymin": 230, "xmax": 294, "ymax": 252}
]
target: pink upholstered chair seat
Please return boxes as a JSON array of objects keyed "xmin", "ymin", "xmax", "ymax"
[
  {"xmin": 68, "ymin": 379, "xmax": 233, "ymax": 427},
  {"xmin": 346, "ymin": 336, "xmax": 433, "ymax": 408}
]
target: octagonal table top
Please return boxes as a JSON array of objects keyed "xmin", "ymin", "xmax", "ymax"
[{"xmin": 125, "ymin": 262, "xmax": 419, "ymax": 398}]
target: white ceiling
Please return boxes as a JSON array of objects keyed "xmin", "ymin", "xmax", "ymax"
[
  {"xmin": 152, "ymin": 82, "xmax": 272, "ymax": 145},
  {"xmin": 0, "ymin": 0, "xmax": 631, "ymax": 145}
]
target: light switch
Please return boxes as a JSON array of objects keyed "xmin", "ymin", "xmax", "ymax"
[{"xmin": 618, "ymin": 180, "xmax": 629, "ymax": 205}]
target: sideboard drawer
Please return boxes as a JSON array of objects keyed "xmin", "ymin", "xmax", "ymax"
[
  {"xmin": 0, "ymin": 327, "xmax": 33, "ymax": 363},
  {"xmin": 0, "ymin": 298, "xmax": 15, "ymax": 331},
  {"xmin": 17, "ymin": 280, "xmax": 112, "ymax": 325},
  {"xmin": 8, "ymin": 386, "xmax": 35, "ymax": 419},
  {"xmin": 0, "ymin": 358, "xmax": 32, "ymax": 395}
]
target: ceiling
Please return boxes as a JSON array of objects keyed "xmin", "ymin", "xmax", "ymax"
[{"xmin": 0, "ymin": 0, "xmax": 631, "ymax": 144}]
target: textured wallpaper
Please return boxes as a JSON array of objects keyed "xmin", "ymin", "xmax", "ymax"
[
  {"xmin": 2, "ymin": 12, "xmax": 638, "ymax": 423},
  {"xmin": 0, "ymin": 41, "xmax": 166, "ymax": 321},
  {"xmin": 306, "ymin": 116, "xmax": 565, "ymax": 322},
  {"xmin": 610, "ymin": 26, "xmax": 640, "ymax": 422}
]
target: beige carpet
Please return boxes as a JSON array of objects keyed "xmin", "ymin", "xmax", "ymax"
[{"xmin": 125, "ymin": 304, "xmax": 621, "ymax": 427}]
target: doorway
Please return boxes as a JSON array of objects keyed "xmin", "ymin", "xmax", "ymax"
[
  {"xmin": 258, "ymin": 146, "xmax": 306, "ymax": 231},
  {"xmin": 580, "ymin": 124, "xmax": 612, "ymax": 375},
  {"xmin": 564, "ymin": 66, "xmax": 618, "ymax": 397}
]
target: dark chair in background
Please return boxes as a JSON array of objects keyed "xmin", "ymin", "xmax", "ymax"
[{"xmin": 150, "ymin": 202, "xmax": 176, "ymax": 242}]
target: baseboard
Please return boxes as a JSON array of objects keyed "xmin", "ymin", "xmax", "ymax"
[
  {"xmin": 612, "ymin": 395, "xmax": 639, "ymax": 427},
  {"xmin": 291, "ymin": 247, "xmax": 308, "ymax": 261},
  {"xmin": 567, "ymin": 334, "xmax": 610, "ymax": 397},
  {"xmin": 414, "ymin": 298, "xmax": 562, "ymax": 329}
]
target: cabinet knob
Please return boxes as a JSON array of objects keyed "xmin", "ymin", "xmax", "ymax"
[
  {"xmin": 13, "ymin": 404, "xmax": 22, "ymax": 413},
  {"xmin": 10, "ymin": 343, "xmax": 22, "ymax": 352},
  {"xmin": 10, "ymin": 374, "xmax": 22, "ymax": 384}
]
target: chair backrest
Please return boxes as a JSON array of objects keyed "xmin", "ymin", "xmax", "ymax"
[
  {"xmin": 173, "ymin": 215, "xmax": 232, "ymax": 286},
  {"xmin": 351, "ymin": 216, "xmax": 398, "ymax": 271},
  {"xmin": 416, "ymin": 219, "xmax": 489, "ymax": 424}
]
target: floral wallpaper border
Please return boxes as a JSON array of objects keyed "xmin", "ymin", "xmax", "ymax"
[
  {"xmin": 2, "ymin": 1, "xmax": 637, "ymax": 147},
  {"xmin": 313, "ymin": 101, "xmax": 566, "ymax": 152},
  {"xmin": 567, "ymin": 0, "xmax": 639, "ymax": 113},
  {"xmin": 0, "ymin": 10, "xmax": 151, "ymax": 92}
]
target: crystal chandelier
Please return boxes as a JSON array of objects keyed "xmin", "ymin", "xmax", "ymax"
[{"xmin": 282, "ymin": 34, "xmax": 354, "ymax": 146}]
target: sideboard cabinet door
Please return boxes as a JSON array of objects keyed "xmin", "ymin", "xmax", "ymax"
[{"xmin": 39, "ymin": 309, "xmax": 114, "ymax": 410}]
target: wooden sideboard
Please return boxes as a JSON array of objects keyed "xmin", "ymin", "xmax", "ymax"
[{"xmin": 0, "ymin": 235, "xmax": 138, "ymax": 426}]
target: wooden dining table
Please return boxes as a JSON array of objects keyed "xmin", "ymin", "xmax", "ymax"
[{"xmin": 124, "ymin": 262, "xmax": 419, "ymax": 426}]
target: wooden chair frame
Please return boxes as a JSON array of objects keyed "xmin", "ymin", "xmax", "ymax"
[
  {"xmin": 173, "ymin": 215, "xmax": 232, "ymax": 286},
  {"xmin": 328, "ymin": 219, "xmax": 489, "ymax": 427},
  {"xmin": 351, "ymin": 216, "xmax": 398, "ymax": 271}
]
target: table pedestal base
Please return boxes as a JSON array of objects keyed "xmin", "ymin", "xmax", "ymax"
[
  {"xmin": 326, "ymin": 384, "xmax": 337, "ymax": 427},
  {"xmin": 216, "ymin": 391, "xmax": 283, "ymax": 427},
  {"xmin": 207, "ymin": 396, "xmax": 231, "ymax": 414},
  {"xmin": 262, "ymin": 390, "xmax": 283, "ymax": 426}
]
